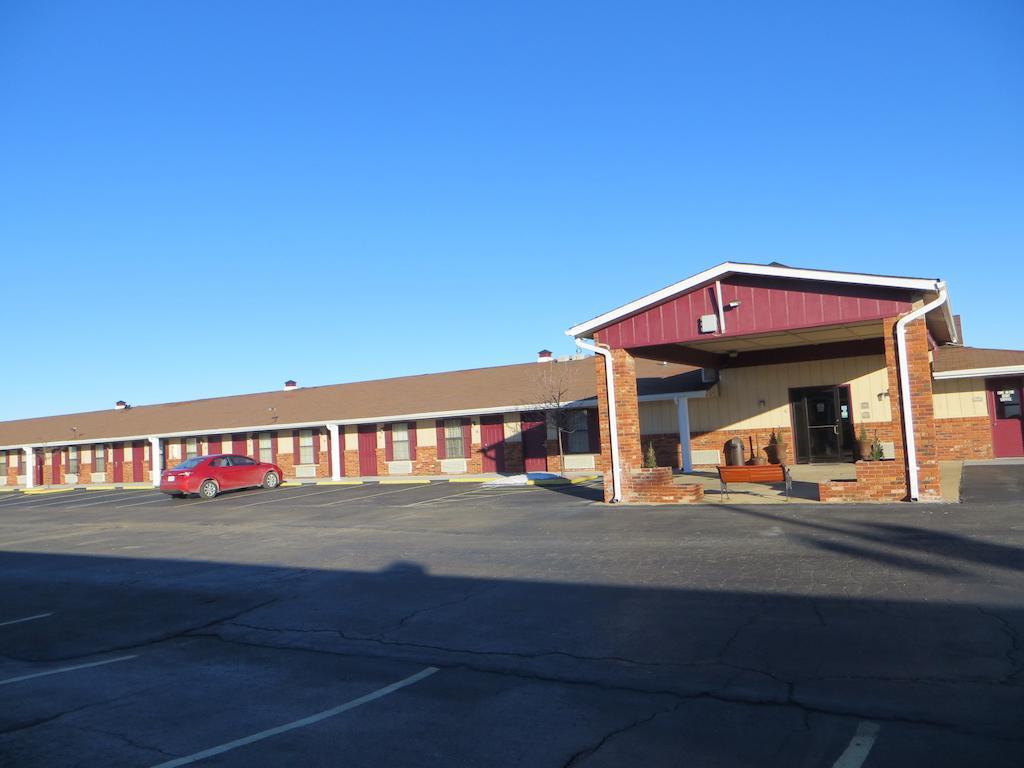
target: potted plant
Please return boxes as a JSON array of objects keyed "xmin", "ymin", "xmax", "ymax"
[
  {"xmin": 764, "ymin": 430, "xmax": 786, "ymax": 465},
  {"xmin": 853, "ymin": 426, "xmax": 868, "ymax": 461},
  {"xmin": 643, "ymin": 442, "xmax": 658, "ymax": 469},
  {"xmin": 869, "ymin": 433, "xmax": 885, "ymax": 461}
]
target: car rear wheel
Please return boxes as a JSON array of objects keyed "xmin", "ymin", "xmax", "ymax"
[
  {"xmin": 262, "ymin": 471, "xmax": 280, "ymax": 489},
  {"xmin": 198, "ymin": 480, "xmax": 219, "ymax": 499}
]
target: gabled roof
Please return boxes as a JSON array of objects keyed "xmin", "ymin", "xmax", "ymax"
[
  {"xmin": 0, "ymin": 358, "xmax": 700, "ymax": 449},
  {"xmin": 933, "ymin": 346, "xmax": 1024, "ymax": 379},
  {"xmin": 567, "ymin": 261, "xmax": 950, "ymax": 339}
]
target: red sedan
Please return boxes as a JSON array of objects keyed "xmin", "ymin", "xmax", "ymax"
[{"xmin": 160, "ymin": 454, "xmax": 283, "ymax": 499}]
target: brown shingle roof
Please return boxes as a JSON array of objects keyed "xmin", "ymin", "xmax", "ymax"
[
  {"xmin": 933, "ymin": 346, "xmax": 1024, "ymax": 374},
  {"xmin": 0, "ymin": 358, "xmax": 699, "ymax": 447}
]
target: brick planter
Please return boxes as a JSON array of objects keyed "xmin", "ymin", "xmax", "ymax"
[
  {"xmin": 819, "ymin": 460, "xmax": 908, "ymax": 502},
  {"xmin": 621, "ymin": 467, "xmax": 704, "ymax": 504}
]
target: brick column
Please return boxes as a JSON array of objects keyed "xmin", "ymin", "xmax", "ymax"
[
  {"xmin": 594, "ymin": 348, "xmax": 643, "ymax": 502},
  {"xmin": 882, "ymin": 315, "xmax": 941, "ymax": 500}
]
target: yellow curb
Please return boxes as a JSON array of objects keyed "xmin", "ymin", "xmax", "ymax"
[
  {"xmin": 0, "ymin": 487, "xmax": 19, "ymax": 493},
  {"xmin": 316, "ymin": 480, "xmax": 363, "ymax": 485},
  {"xmin": 446, "ymin": 478, "xmax": 486, "ymax": 483},
  {"xmin": 379, "ymin": 478, "xmax": 430, "ymax": 484},
  {"xmin": 570, "ymin": 475, "xmax": 599, "ymax": 484},
  {"xmin": 280, "ymin": 481, "xmax": 305, "ymax": 487},
  {"xmin": 23, "ymin": 488, "xmax": 74, "ymax": 495},
  {"xmin": 530, "ymin": 480, "xmax": 570, "ymax": 486},
  {"xmin": 86, "ymin": 485, "xmax": 117, "ymax": 491}
]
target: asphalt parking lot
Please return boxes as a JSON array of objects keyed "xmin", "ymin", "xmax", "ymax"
[{"xmin": 0, "ymin": 478, "xmax": 1022, "ymax": 767}]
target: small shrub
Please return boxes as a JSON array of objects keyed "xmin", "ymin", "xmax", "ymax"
[{"xmin": 643, "ymin": 442, "xmax": 658, "ymax": 469}]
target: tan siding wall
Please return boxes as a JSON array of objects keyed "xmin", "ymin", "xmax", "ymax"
[
  {"xmin": 932, "ymin": 377, "xmax": 989, "ymax": 419},
  {"xmin": 640, "ymin": 401, "xmax": 678, "ymax": 435},
  {"xmin": 688, "ymin": 355, "xmax": 891, "ymax": 433}
]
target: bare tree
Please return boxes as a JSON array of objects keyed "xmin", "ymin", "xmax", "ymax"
[{"xmin": 528, "ymin": 360, "xmax": 585, "ymax": 473}]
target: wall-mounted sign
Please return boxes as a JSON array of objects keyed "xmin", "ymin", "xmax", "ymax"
[
  {"xmin": 816, "ymin": 403, "xmax": 825, "ymax": 413},
  {"xmin": 998, "ymin": 390, "xmax": 1017, "ymax": 403},
  {"xmin": 840, "ymin": 405, "xmax": 849, "ymax": 419}
]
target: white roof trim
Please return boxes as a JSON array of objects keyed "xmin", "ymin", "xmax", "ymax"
[
  {"xmin": 0, "ymin": 392, "xmax": 704, "ymax": 450},
  {"xmin": 566, "ymin": 261, "xmax": 944, "ymax": 338},
  {"xmin": 933, "ymin": 364, "xmax": 1024, "ymax": 381}
]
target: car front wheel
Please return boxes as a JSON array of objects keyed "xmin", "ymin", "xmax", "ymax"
[
  {"xmin": 262, "ymin": 471, "xmax": 280, "ymax": 489},
  {"xmin": 198, "ymin": 480, "xmax": 219, "ymax": 499}
]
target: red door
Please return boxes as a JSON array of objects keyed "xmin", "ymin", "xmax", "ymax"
[
  {"xmin": 132, "ymin": 442, "xmax": 145, "ymax": 482},
  {"xmin": 112, "ymin": 445, "xmax": 124, "ymax": 483},
  {"xmin": 988, "ymin": 378, "xmax": 1024, "ymax": 458},
  {"xmin": 34, "ymin": 451, "xmax": 44, "ymax": 486},
  {"xmin": 232, "ymin": 433, "xmax": 248, "ymax": 457},
  {"xmin": 480, "ymin": 415, "xmax": 506, "ymax": 473},
  {"xmin": 51, "ymin": 449, "xmax": 62, "ymax": 485},
  {"xmin": 208, "ymin": 436, "xmax": 222, "ymax": 455},
  {"xmin": 521, "ymin": 412, "xmax": 548, "ymax": 473},
  {"xmin": 357, "ymin": 424, "xmax": 378, "ymax": 476}
]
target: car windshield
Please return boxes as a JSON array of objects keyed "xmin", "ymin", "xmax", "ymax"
[{"xmin": 172, "ymin": 457, "xmax": 205, "ymax": 470}]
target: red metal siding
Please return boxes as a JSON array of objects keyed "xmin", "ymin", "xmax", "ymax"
[
  {"xmin": 384, "ymin": 425, "xmax": 393, "ymax": 462},
  {"xmin": 598, "ymin": 275, "xmax": 914, "ymax": 349}
]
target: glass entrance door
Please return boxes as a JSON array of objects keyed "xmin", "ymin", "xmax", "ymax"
[{"xmin": 791, "ymin": 386, "xmax": 855, "ymax": 463}]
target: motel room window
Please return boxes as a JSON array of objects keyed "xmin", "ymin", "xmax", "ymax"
[
  {"xmin": 68, "ymin": 446, "xmax": 79, "ymax": 474},
  {"xmin": 94, "ymin": 445, "xmax": 106, "ymax": 472},
  {"xmin": 185, "ymin": 438, "xmax": 198, "ymax": 460},
  {"xmin": 565, "ymin": 410, "xmax": 590, "ymax": 454},
  {"xmin": 258, "ymin": 433, "xmax": 273, "ymax": 463},
  {"xmin": 298, "ymin": 429, "xmax": 315, "ymax": 465},
  {"xmin": 392, "ymin": 423, "xmax": 411, "ymax": 461},
  {"xmin": 444, "ymin": 419, "xmax": 465, "ymax": 458},
  {"xmin": 0, "ymin": 451, "xmax": 6, "ymax": 475}
]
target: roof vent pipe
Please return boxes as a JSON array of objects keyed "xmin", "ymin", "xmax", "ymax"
[
  {"xmin": 537, "ymin": 350, "xmax": 553, "ymax": 363},
  {"xmin": 283, "ymin": 380, "xmax": 298, "ymax": 391}
]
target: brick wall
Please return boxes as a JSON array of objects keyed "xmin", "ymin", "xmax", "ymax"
[
  {"xmin": 882, "ymin": 316, "xmax": 941, "ymax": 500},
  {"xmin": 819, "ymin": 460, "xmax": 908, "ymax": 502},
  {"xmin": 934, "ymin": 416, "xmax": 993, "ymax": 461},
  {"xmin": 621, "ymin": 467, "xmax": 704, "ymax": 504},
  {"xmin": 595, "ymin": 349, "xmax": 643, "ymax": 502},
  {"xmin": 503, "ymin": 443, "xmax": 524, "ymax": 474}
]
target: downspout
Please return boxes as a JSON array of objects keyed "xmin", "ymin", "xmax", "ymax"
[
  {"xmin": 574, "ymin": 338, "xmax": 623, "ymax": 502},
  {"xmin": 895, "ymin": 284, "xmax": 948, "ymax": 501}
]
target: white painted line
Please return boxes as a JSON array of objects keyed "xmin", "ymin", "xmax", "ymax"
[
  {"xmin": 63, "ymin": 494, "xmax": 163, "ymax": 510},
  {"xmin": 0, "ymin": 612, "xmax": 53, "ymax": 628},
  {"xmin": 229, "ymin": 485, "xmax": 363, "ymax": 508},
  {"xmin": 116, "ymin": 495, "xmax": 179, "ymax": 508},
  {"xmin": 314, "ymin": 484, "xmax": 437, "ymax": 506},
  {"xmin": 832, "ymin": 721, "xmax": 880, "ymax": 768},
  {"xmin": 404, "ymin": 485, "xmax": 483, "ymax": 507},
  {"xmin": 0, "ymin": 654, "xmax": 137, "ymax": 686},
  {"xmin": 148, "ymin": 666, "xmax": 439, "ymax": 768}
]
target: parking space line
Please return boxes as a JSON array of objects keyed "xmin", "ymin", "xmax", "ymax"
[
  {"xmin": 117, "ymin": 495, "xmax": 178, "ymax": 508},
  {"xmin": 149, "ymin": 666, "xmax": 439, "ymax": 768},
  {"xmin": 314, "ymin": 484, "xmax": 441, "ymax": 506},
  {"xmin": 831, "ymin": 722, "xmax": 880, "ymax": 768},
  {"xmin": 404, "ymin": 485, "xmax": 487, "ymax": 506},
  {"xmin": 0, "ymin": 654, "xmax": 138, "ymax": 687},
  {"xmin": 227, "ymin": 486, "xmax": 362, "ymax": 508},
  {"xmin": 0, "ymin": 611, "xmax": 53, "ymax": 627},
  {"xmin": 7, "ymin": 490, "xmax": 124, "ymax": 508},
  {"xmin": 63, "ymin": 493, "xmax": 164, "ymax": 510}
]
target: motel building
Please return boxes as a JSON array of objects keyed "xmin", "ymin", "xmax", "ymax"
[{"xmin": 1, "ymin": 262, "xmax": 1022, "ymax": 503}]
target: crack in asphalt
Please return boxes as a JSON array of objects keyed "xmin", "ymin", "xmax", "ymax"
[
  {"xmin": 186, "ymin": 625, "xmax": 1024, "ymax": 744},
  {"xmin": 0, "ymin": 598, "xmax": 279, "ymax": 664},
  {"xmin": 561, "ymin": 698, "xmax": 686, "ymax": 766},
  {"xmin": 66, "ymin": 722, "xmax": 179, "ymax": 759},
  {"xmin": 0, "ymin": 685, "xmax": 162, "ymax": 737},
  {"xmin": 975, "ymin": 605, "xmax": 1022, "ymax": 682},
  {"xmin": 389, "ymin": 585, "xmax": 491, "ymax": 634}
]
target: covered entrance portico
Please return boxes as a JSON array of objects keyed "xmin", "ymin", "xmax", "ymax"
[{"xmin": 568, "ymin": 262, "xmax": 959, "ymax": 503}]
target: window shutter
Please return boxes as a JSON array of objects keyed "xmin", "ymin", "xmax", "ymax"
[
  {"xmin": 384, "ymin": 425, "xmax": 393, "ymax": 461},
  {"xmin": 313, "ymin": 431, "xmax": 321, "ymax": 463},
  {"xmin": 462, "ymin": 418, "xmax": 472, "ymax": 460},
  {"xmin": 408, "ymin": 422, "xmax": 417, "ymax": 461},
  {"xmin": 292, "ymin": 430, "xmax": 300, "ymax": 461},
  {"xmin": 436, "ymin": 422, "xmax": 446, "ymax": 460},
  {"xmin": 587, "ymin": 409, "xmax": 600, "ymax": 453}
]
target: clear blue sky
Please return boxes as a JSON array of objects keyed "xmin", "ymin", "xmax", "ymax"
[{"xmin": 1, "ymin": 1, "xmax": 1021, "ymax": 421}]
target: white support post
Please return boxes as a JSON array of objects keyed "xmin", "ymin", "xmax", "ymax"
[
  {"xmin": 149, "ymin": 436, "xmax": 162, "ymax": 487},
  {"xmin": 675, "ymin": 398, "xmax": 693, "ymax": 473},
  {"xmin": 23, "ymin": 446, "xmax": 34, "ymax": 489},
  {"xmin": 327, "ymin": 424, "xmax": 342, "ymax": 481}
]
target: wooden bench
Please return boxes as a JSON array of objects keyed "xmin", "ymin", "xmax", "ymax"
[{"xmin": 716, "ymin": 464, "xmax": 793, "ymax": 500}]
